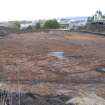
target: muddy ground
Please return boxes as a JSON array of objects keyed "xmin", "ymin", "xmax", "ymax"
[{"xmin": 0, "ymin": 31, "xmax": 105, "ymax": 104}]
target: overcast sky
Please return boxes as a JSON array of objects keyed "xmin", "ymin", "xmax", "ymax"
[{"xmin": 0, "ymin": 0, "xmax": 105, "ymax": 21}]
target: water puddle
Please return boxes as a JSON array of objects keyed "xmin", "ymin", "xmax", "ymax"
[
  {"xmin": 96, "ymin": 67, "xmax": 105, "ymax": 73},
  {"xmin": 48, "ymin": 52, "xmax": 64, "ymax": 59}
]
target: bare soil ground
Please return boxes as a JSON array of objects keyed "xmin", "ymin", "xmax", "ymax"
[{"xmin": 0, "ymin": 31, "xmax": 105, "ymax": 98}]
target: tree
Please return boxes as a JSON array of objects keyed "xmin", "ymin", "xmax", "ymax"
[
  {"xmin": 87, "ymin": 10, "xmax": 103, "ymax": 25},
  {"xmin": 87, "ymin": 16, "xmax": 94, "ymax": 24},
  {"xmin": 96, "ymin": 10, "xmax": 102, "ymax": 16},
  {"xmin": 43, "ymin": 19, "xmax": 60, "ymax": 29},
  {"xmin": 13, "ymin": 21, "xmax": 20, "ymax": 30}
]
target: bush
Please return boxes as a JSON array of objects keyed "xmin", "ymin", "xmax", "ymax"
[{"xmin": 44, "ymin": 19, "xmax": 60, "ymax": 29}]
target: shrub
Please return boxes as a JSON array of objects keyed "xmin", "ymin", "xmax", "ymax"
[{"xmin": 43, "ymin": 19, "xmax": 60, "ymax": 29}]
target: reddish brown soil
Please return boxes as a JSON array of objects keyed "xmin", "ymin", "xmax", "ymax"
[{"xmin": 0, "ymin": 31, "xmax": 105, "ymax": 97}]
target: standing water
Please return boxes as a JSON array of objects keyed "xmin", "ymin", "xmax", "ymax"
[{"xmin": 48, "ymin": 52, "xmax": 64, "ymax": 59}]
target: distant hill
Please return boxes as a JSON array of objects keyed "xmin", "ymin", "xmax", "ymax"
[{"xmin": 59, "ymin": 16, "xmax": 88, "ymax": 21}]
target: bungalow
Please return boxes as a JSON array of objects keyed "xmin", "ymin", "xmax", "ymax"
[
  {"xmin": 58, "ymin": 18, "xmax": 71, "ymax": 29},
  {"xmin": 20, "ymin": 21, "xmax": 36, "ymax": 30},
  {"xmin": 58, "ymin": 17, "xmax": 87, "ymax": 30}
]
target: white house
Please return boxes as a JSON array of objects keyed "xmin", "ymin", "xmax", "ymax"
[
  {"xmin": 58, "ymin": 17, "xmax": 87, "ymax": 30},
  {"xmin": 20, "ymin": 21, "xmax": 36, "ymax": 30}
]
